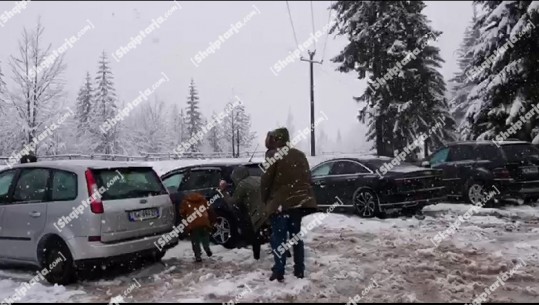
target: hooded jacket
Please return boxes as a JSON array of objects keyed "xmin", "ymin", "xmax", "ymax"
[
  {"xmin": 225, "ymin": 166, "xmax": 266, "ymax": 231},
  {"xmin": 260, "ymin": 128, "xmax": 318, "ymax": 218},
  {"xmin": 179, "ymin": 193, "xmax": 214, "ymax": 232}
]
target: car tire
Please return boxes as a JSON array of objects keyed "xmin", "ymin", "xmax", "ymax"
[
  {"xmin": 211, "ymin": 209, "xmax": 237, "ymax": 249},
  {"xmin": 153, "ymin": 250, "xmax": 166, "ymax": 262},
  {"xmin": 465, "ymin": 179, "xmax": 487, "ymax": 205},
  {"xmin": 42, "ymin": 238, "xmax": 76, "ymax": 285},
  {"xmin": 352, "ymin": 188, "xmax": 380, "ymax": 218}
]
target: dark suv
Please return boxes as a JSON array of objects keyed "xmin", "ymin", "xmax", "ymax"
[
  {"xmin": 160, "ymin": 162, "xmax": 266, "ymax": 249},
  {"xmin": 424, "ymin": 141, "xmax": 539, "ymax": 205}
]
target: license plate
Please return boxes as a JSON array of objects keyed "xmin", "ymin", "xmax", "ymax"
[
  {"xmin": 522, "ymin": 167, "xmax": 538, "ymax": 174},
  {"xmin": 128, "ymin": 208, "xmax": 159, "ymax": 222}
]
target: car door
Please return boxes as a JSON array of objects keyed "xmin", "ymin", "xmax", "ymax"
[
  {"xmin": 179, "ymin": 168, "xmax": 223, "ymax": 199},
  {"xmin": 327, "ymin": 160, "xmax": 373, "ymax": 206},
  {"xmin": 446, "ymin": 144, "xmax": 476, "ymax": 195},
  {"xmin": 0, "ymin": 169, "xmax": 18, "ymax": 259},
  {"xmin": 162, "ymin": 169, "xmax": 189, "ymax": 226},
  {"xmin": 1, "ymin": 168, "xmax": 50, "ymax": 261},
  {"xmin": 428, "ymin": 147, "xmax": 458, "ymax": 195},
  {"xmin": 310, "ymin": 161, "xmax": 337, "ymax": 207}
]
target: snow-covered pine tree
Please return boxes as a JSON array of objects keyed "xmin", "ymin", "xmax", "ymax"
[
  {"xmin": 75, "ymin": 72, "xmax": 93, "ymax": 137},
  {"xmin": 330, "ymin": 1, "xmax": 455, "ymax": 156},
  {"xmin": 235, "ymin": 103, "xmax": 256, "ymax": 157},
  {"xmin": 450, "ymin": 5, "xmax": 480, "ymax": 139},
  {"xmin": 466, "ymin": 1, "xmax": 539, "ymax": 142},
  {"xmin": 171, "ymin": 105, "xmax": 186, "ymax": 148},
  {"xmin": 185, "ymin": 79, "xmax": 203, "ymax": 152},
  {"xmin": 91, "ymin": 51, "xmax": 120, "ymax": 154},
  {"xmin": 207, "ymin": 111, "xmax": 223, "ymax": 153},
  {"xmin": 223, "ymin": 101, "xmax": 237, "ymax": 157}
]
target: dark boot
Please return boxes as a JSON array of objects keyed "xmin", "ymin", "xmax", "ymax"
[
  {"xmin": 269, "ymin": 272, "xmax": 284, "ymax": 282},
  {"xmin": 294, "ymin": 270, "xmax": 304, "ymax": 279}
]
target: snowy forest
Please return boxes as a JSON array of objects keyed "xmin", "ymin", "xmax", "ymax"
[
  {"xmin": 1, "ymin": 1, "xmax": 538, "ymax": 159},
  {"xmin": 331, "ymin": 0, "xmax": 539, "ymax": 157},
  {"xmin": 0, "ymin": 21, "xmax": 257, "ymax": 157}
]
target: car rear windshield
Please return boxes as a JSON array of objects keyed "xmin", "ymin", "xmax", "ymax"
[
  {"xmin": 93, "ymin": 167, "xmax": 167, "ymax": 200},
  {"xmin": 501, "ymin": 144, "xmax": 539, "ymax": 162}
]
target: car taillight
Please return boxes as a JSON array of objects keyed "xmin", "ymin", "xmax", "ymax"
[
  {"xmin": 493, "ymin": 168, "xmax": 511, "ymax": 179},
  {"xmin": 85, "ymin": 169, "xmax": 104, "ymax": 214}
]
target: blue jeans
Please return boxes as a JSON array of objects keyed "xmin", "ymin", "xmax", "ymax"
[{"xmin": 270, "ymin": 213, "xmax": 304, "ymax": 276}]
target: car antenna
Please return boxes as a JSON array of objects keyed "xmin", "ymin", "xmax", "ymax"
[{"xmin": 248, "ymin": 143, "xmax": 259, "ymax": 163}]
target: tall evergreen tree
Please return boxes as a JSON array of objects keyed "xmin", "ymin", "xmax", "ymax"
[
  {"xmin": 75, "ymin": 72, "xmax": 93, "ymax": 136},
  {"xmin": 207, "ymin": 111, "xmax": 223, "ymax": 153},
  {"xmin": 465, "ymin": 1, "xmax": 539, "ymax": 141},
  {"xmin": 330, "ymin": 1, "xmax": 455, "ymax": 156},
  {"xmin": 92, "ymin": 51, "xmax": 119, "ymax": 154},
  {"xmin": 235, "ymin": 103, "xmax": 256, "ymax": 156},
  {"xmin": 171, "ymin": 105, "xmax": 187, "ymax": 147},
  {"xmin": 450, "ymin": 5, "xmax": 481, "ymax": 139},
  {"xmin": 185, "ymin": 79, "xmax": 203, "ymax": 152}
]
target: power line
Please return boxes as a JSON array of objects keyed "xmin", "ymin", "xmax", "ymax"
[
  {"xmin": 310, "ymin": 1, "xmax": 317, "ymax": 51},
  {"xmin": 321, "ymin": 1, "xmax": 333, "ymax": 63},
  {"xmin": 285, "ymin": 1, "xmax": 300, "ymax": 48}
]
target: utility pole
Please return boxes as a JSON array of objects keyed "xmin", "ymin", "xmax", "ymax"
[{"xmin": 300, "ymin": 50, "xmax": 322, "ymax": 156}]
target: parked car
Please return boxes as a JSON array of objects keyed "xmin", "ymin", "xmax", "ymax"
[
  {"xmin": 310, "ymin": 157, "xmax": 445, "ymax": 217},
  {"xmin": 422, "ymin": 141, "xmax": 539, "ymax": 205},
  {"xmin": 0, "ymin": 160, "xmax": 177, "ymax": 285},
  {"xmin": 161, "ymin": 162, "xmax": 269, "ymax": 249}
]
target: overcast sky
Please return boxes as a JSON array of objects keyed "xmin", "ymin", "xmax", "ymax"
[{"xmin": 0, "ymin": 1, "xmax": 473, "ymax": 150}]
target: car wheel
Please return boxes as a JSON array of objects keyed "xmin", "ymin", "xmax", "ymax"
[
  {"xmin": 465, "ymin": 180, "xmax": 486, "ymax": 205},
  {"xmin": 42, "ymin": 239, "xmax": 76, "ymax": 285},
  {"xmin": 352, "ymin": 188, "xmax": 380, "ymax": 218},
  {"xmin": 211, "ymin": 210, "xmax": 237, "ymax": 249},
  {"xmin": 153, "ymin": 250, "xmax": 166, "ymax": 262}
]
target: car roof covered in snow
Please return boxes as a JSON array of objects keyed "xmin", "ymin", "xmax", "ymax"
[{"xmin": 9, "ymin": 159, "xmax": 150, "ymax": 171}]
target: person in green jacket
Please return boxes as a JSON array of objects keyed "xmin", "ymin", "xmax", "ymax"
[{"xmin": 219, "ymin": 166, "xmax": 266, "ymax": 260}]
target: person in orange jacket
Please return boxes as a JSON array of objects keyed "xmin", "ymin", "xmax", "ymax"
[{"xmin": 179, "ymin": 192, "xmax": 216, "ymax": 262}]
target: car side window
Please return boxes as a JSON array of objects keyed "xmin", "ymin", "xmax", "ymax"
[
  {"xmin": 0, "ymin": 170, "xmax": 17, "ymax": 204},
  {"xmin": 180, "ymin": 170, "xmax": 221, "ymax": 190},
  {"xmin": 12, "ymin": 168, "xmax": 50, "ymax": 203},
  {"xmin": 51, "ymin": 170, "xmax": 77, "ymax": 201},
  {"xmin": 430, "ymin": 148, "xmax": 450, "ymax": 166},
  {"xmin": 449, "ymin": 145, "xmax": 475, "ymax": 161},
  {"xmin": 163, "ymin": 172, "xmax": 185, "ymax": 192},
  {"xmin": 475, "ymin": 145, "xmax": 501, "ymax": 161},
  {"xmin": 311, "ymin": 162, "xmax": 334, "ymax": 177},
  {"xmin": 330, "ymin": 161, "xmax": 370, "ymax": 175}
]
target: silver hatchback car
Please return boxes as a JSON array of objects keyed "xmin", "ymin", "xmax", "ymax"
[{"xmin": 0, "ymin": 160, "xmax": 177, "ymax": 284}]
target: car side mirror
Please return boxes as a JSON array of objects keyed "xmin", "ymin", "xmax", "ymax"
[{"xmin": 421, "ymin": 160, "xmax": 431, "ymax": 168}]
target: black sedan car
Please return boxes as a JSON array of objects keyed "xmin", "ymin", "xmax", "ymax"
[
  {"xmin": 160, "ymin": 161, "xmax": 266, "ymax": 249},
  {"xmin": 310, "ymin": 157, "xmax": 446, "ymax": 217}
]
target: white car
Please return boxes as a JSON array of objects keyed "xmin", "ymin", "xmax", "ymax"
[{"xmin": 0, "ymin": 160, "xmax": 178, "ymax": 284}]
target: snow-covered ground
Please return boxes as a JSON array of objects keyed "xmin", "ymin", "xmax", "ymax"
[{"xmin": 1, "ymin": 202, "xmax": 539, "ymax": 303}]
